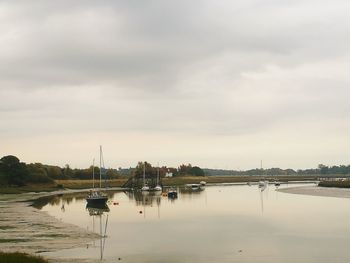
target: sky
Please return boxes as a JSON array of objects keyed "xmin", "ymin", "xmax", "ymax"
[{"xmin": 1, "ymin": 0, "xmax": 350, "ymax": 170}]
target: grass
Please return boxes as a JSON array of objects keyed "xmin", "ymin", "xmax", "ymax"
[
  {"xmin": 318, "ymin": 180, "xmax": 350, "ymax": 188},
  {"xmin": 0, "ymin": 176, "xmax": 320, "ymax": 194},
  {"xmin": 0, "ymin": 252, "xmax": 48, "ymax": 263},
  {"xmin": 55, "ymin": 179, "xmax": 127, "ymax": 189}
]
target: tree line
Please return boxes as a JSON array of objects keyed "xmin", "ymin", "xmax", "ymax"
[
  {"xmin": 203, "ymin": 164, "xmax": 350, "ymax": 176},
  {"xmin": 2, "ymin": 154, "xmax": 349, "ymax": 187},
  {"xmin": 0, "ymin": 155, "xmax": 205, "ymax": 186},
  {"xmin": 0, "ymin": 155, "xmax": 120, "ymax": 186}
]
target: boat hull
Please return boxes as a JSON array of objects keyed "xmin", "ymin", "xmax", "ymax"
[{"xmin": 86, "ymin": 196, "xmax": 108, "ymax": 204}]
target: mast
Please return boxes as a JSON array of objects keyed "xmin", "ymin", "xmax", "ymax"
[
  {"xmin": 157, "ymin": 162, "xmax": 159, "ymax": 185},
  {"xmin": 92, "ymin": 158, "xmax": 95, "ymax": 189},
  {"xmin": 143, "ymin": 162, "xmax": 146, "ymax": 186},
  {"xmin": 99, "ymin": 145, "xmax": 102, "ymax": 189}
]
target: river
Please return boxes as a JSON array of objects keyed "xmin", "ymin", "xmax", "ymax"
[{"xmin": 40, "ymin": 183, "xmax": 350, "ymax": 262}]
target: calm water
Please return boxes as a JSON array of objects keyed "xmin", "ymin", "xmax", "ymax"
[{"xmin": 40, "ymin": 184, "xmax": 350, "ymax": 262}]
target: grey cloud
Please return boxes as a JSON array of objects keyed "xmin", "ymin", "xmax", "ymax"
[{"xmin": 1, "ymin": 0, "xmax": 350, "ymax": 149}]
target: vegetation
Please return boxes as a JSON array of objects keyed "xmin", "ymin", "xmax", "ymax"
[
  {"xmin": 0, "ymin": 155, "xmax": 121, "ymax": 187},
  {"xmin": 163, "ymin": 175, "xmax": 317, "ymax": 186},
  {"xmin": 204, "ymin": 164, "xmax": 350, "ymax": 176},
  {"xmin": 0, "ymin": 155, "xmax": 54, "ymax": 186},
  {"xmin": 0, "ymin": 252, "xmax": 48, "ymax": 263},
  {"xmin": 1, "ymin": 154, "xmax": 350, "ymax": 192},
  {"xmin": 318, "ymin": 180, "xmax": 350, "ymax": 188}
]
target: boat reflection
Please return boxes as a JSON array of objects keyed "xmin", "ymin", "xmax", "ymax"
[
  {"xmin": 86, "ymin": 203, "xmax": 109, "ymax": 260},
  {"xmin": 33, "ymin": 192, "xmax": 115, "ymax": 210},
  {"xmin": 125, "ymin": 191, "xmax": 163, "ymax": 207}
]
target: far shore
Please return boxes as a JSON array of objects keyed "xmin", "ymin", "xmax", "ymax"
[{"xmin": 0, "ymin": 175, "xmax": 320, "ymax": 194}]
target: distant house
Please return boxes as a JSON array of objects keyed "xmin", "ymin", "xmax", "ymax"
[{"xmin": 165, "ymin": 172, "xmax": 173, "ymax": 178}]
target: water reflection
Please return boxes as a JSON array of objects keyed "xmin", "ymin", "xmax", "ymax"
[
  {"xmin": 86, "ymin": 203, "xmax": 109, "ymax": 260},
  {"xmin": 32, "ymin": 192, "xmax": 115, "ymax": 210},
  {"xmin": 40, "ymin": 183, "xmax": 350, "ymax": 263}
]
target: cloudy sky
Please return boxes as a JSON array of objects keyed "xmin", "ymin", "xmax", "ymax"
[{"xmin": 1, "ymin": 0, "xmax": 349, "ymax": 170}]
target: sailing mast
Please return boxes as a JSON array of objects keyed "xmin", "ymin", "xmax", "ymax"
[
  {"xmin": 157, "ymin": 162, "xmax": 159, "ymax": 185},
  {"xmin": 92, "ymin": 158, "xmax": 95, "ymax": 189},
  {"xmin": 143, "ymin": 162, "xmax": 146, "ymax": 186},
  {"xmin": 99, "ymin": 146, "xmax": 102, "ymax": 189}
]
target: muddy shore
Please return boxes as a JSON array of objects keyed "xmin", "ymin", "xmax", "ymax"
[
  {"xmin": 277, "ymin": 185, "xmax": 350, "ymax": 199},
  {"xmin": 0, "ymin": 188, "xmax": 123, "ymax": 263}
]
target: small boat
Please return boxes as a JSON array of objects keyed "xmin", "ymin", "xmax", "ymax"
[
  {"xmin": 141, "ymin": 185, "xmax": 150, "ymax": 191},
  {"xmin": 86, "ymin": 146, "xmax": 108, "ymax": 205},
  {"xmin": 200, "ymin": 181, "xmax": 206, "ymax": 186},
  {"xmin": 186, "ymin": 183, "xmax": 201, "ymax": 191},
  {"xmin": 167, "ymin": 188, "xmax": 178, "ymax": 199},
  {"xmin": 274, "ymin": 181, "xmax": 281, "ymax": 187},
  {"xmin": 154, "ymin": 185, "xmax": 162, "ymax": 191},
  {"xmin": 258, "ymin": 181, "xmax": 266, "ymax": 188}
]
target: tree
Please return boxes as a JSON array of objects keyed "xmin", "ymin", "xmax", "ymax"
[
  {"xmin": 318, "ymin": 164, "xmax": 329, "ymax": 174},
  {"xmin": 0, "ymin": 155, "xmax": 28, "ymax": 186},
  {"xmin": 190, "ymin": 166, "xmax": 205, "ymax": 176}
]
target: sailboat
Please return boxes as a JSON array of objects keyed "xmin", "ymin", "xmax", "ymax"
[
  {"xmin": 154, "ymin": 164, "xmax": 162, "ymax": 192},
  {"xmin": 141, "ymin": 162, "xmax": 150, "ymax": 191},
  {"xmin": 86, "ymin": 146, "xmax": 108, "ymax": 204}
]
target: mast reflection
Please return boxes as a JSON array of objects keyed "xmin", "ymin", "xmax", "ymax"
[{"xmin": 86, "ymin": 203, "xmax": 109, "ymax": 260}]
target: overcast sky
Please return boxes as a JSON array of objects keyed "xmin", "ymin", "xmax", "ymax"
[{"xmin": 1, "ymin": 0, "xmax": 349, "ymax": 170}]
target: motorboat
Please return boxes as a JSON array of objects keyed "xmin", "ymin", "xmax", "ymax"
[
  {"xmin": 186, "ymin": 183, "xmax": 201, "ymax": 191},
  {"xmin": 167, "ymin": 188, "xmax": 178, "ymax": 199}
]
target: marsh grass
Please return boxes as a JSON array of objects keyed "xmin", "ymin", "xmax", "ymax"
[
  {"xmin": 0, "ymin": 252, "xmax": 48, "ymax": 263},
  {"xmin": 319, "ymin": 181, "xmax": 350, "ymax": 188},
  {"xmin": 0, "ymin": 176, "xmax": 318, "ymax": 194}
]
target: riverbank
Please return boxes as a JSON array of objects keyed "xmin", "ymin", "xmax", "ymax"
[
  {"xmin": 0, "ymin": 175, "xmax": 319, "ymax": 194},
  {"xmin": 0, "ymin": 189, "xmax": 120, "ymax": 263},
  {"xmin": 277, "ymin": 185, "xmax": 350, "ymax": 199}
]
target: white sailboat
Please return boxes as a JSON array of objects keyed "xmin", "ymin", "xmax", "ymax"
[
  {"xmin": 86, "ymin": 146, "xmax": 108, "ymax": 204},
  {"xmin": 154, "ymin": 164, "xmax": 162, "ymax": 192},
  {"xmin": 141, "ymin": 162, "xmax": 150, "ymax": 191}
]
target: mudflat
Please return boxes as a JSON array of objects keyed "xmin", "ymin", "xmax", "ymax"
[
  {"xmin": 277, "ymin": 185, "xmax": 350, "ymax": 199},
  {"xmin": 0, "ymin": 192, "xmax": 98, "ymax": 263}
]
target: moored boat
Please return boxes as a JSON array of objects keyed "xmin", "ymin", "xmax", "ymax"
[
  {"xmin": 86, "ymin": 146, "xmax": 108, "ymax": 205},
  {"xmin": 167, "ymin": 188, "xmax": 178, "ymax": 199}
]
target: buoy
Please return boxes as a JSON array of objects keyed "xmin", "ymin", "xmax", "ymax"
[{"xmin": 139, "ymin": 210, "xmax": 143, "ymax": 214}]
